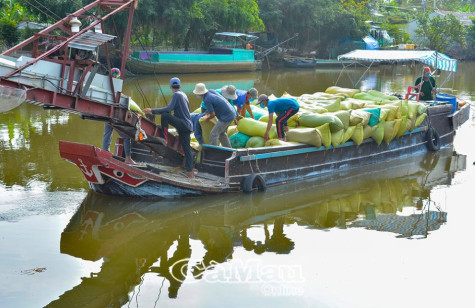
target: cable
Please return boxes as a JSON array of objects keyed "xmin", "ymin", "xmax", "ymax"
[
  {"xmin": 22, "ymin": 0, "xmax": 60, "ymax": 22},
  {"xmin": 133, "ymin": 28, "xmax": 168, "ymax": 107}
]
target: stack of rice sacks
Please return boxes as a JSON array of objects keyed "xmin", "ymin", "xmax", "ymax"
[{"xmin": 193, "ymin": 86, "xmax": 428, "ymax": 149}]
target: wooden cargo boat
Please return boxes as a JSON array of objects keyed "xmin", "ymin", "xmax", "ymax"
[
  {"xmin": 128, "ymin": 32, "xmax": 262, "ymax": 74},
  {"xmin": 0, "ymin": 1, "xmax": 470, "ymax": 199},
  {"xmin": 57, "ymin": 101, "xmax": 469, "ymax": 198}
]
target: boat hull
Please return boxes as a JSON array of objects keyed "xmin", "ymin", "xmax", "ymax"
[
  {"xmin": 127, "ymin": 57, "xmax": 261, "ymax": 74},
  {"xmin": 59, "ymin": 103, "xmax": 469, "ymax": 199},
  {"xmin": 283, "ymin": 58, "xmax": 318, "ymax": 68}
]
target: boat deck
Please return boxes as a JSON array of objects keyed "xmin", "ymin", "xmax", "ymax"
[{"xmin": 135, "ymin": 162, "xmax": 228, "ymax": 188}]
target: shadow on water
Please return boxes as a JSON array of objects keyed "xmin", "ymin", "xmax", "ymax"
[{"xmin": 45, "ymin": 147, "xmax": 466, "ymax": 307}]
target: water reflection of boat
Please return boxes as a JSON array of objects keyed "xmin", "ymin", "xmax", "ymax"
[
  {"xmin": 47, "ymin": 148, "xmax": 465, "ymax": 307},
  {"xmin": 125, "ymin": 72, "xmax": 258, "ymax": 100}
]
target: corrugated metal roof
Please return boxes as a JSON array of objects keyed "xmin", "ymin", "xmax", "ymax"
[
  {"xmin": 338, "ymin": 49, "xmax": 457, "ymax": 72},
  {"xmin": 69, "ymin": 32, "xmax": 116, "ymax": 51},
  {"xmin": 214, "ymin": 32, "xmax": 258, "ymax": 40}
]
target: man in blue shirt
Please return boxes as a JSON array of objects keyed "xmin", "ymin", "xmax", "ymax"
[
  {"xmin": 221, "ymin": 85, "xmax": 258, "ymax": 119},
  {"xmin": 258, "ymin": 94, "xmax": 299, "ymax": 141},
  {"xmin": 193, "ymin": 83, "xmax": 236, "ymax": 148},
  {"xmin": 143, "ymin": 77, "xmax": 195, "ymax": 178}
]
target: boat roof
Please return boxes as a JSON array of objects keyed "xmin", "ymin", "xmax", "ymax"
[
  {"xmin": 338, "ymin": 49, "xmax": 457, "ymax": 72},
  {"xmin": 69, "ymin": 32, "xmax": 116, "ymax": 51},
  {"xmin": 214, "ymin": 32, "xmax": 258, "ymax": 40}
]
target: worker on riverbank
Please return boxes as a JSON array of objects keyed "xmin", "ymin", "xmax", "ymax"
[
  {"xmin": 258, "ymin": 94, "xmax": 299, "ymax": 142},
  {"xmin": 143, "ymin": 77, "xmax": 195, "ymax": 179},
  {"xmin": 194, "ymin": 83, "xmax": 236, "ymax": 148},
  {"xmin": 415, "ymin": 66, "xmax": 436, "ymax": 101}
]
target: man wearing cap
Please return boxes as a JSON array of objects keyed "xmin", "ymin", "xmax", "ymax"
[
  {"xmin": 143, "ymin": 77, "xmax": 195, "ymax": 179},
  {"xmin": 222, "ymin": 85, "xmax": 258, "ymax": 119},
  {"xmin": 193, "ymin": 83, "xmax": 236, "ymax": 148},
  {"xmin": 415, "ymin": 67, "xmax": 436, "ymax": 101},
  {"xmin": 258, "ymin": 94, "xmax": 299, "ymax": 141}
]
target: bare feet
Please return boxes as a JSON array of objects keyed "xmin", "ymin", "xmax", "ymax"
[
  {"xmin": 124, "ymin": 157, "xmax": 136, "ymax": 164},
  {"xmin": 186, "ymin": 171, "xmax": 194, "ymax": 179}
]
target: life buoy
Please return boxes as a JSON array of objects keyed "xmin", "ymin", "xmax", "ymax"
[
  {"xmin": 425, "ymin": 127, "xmax": 440, "ymax": 151},
  {"xmin": 241, "ymin": 173, "xmax": 266, "ymax": 193}
]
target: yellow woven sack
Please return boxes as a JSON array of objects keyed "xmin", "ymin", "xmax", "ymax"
[
  {"xmin": 350, "ymin": 109, "xmax": 370, "ymax": 126},
  {"xmin": 286, "ymin": 127, "xmax": 323, "ymax": 147},
  {"xmin": 227, "ymin": 125, "xmax": 238, "ymax": 136},
  {"xmin": 325, "ymin": 86, "xmax": 360, "ymax": 98},
  {"xmin": 367, "ymin": 90, "xmax": 399, "ymax": 101},
  {"xmin": 317, "ymin": 123, "xmax": 332, "ymax": 148},
  {"xmin": 237, "ymin": 118, "xmax": 277, "ymax": 138},
  {"xmin": 363, "ymin": 124, "xmax": 378, "ymax": 139},
  {"xmin": 417, "ymin": 103, "xmax": 428, "ymax": 115},
  {"xmin": 129, "ymin": 100, "xmax": 145, "ymax": 116},
  {"xmin": 341, "ymin": 126, "xmax": 356, "ymax": 144},
  {"xmin": 331, "ymin": 129, "xmax": 344, "ymax": 148},
  {"xmin": 383, "ymin": 119, "xmax": 402, "ymax": 145},
  {"xmin": 346, "ymin": 98, "xmax": 376, "ymax": 106},
  {"xmin": 307, "ymin": 106, "xmax": 328, "ymax": 114},
  {"xmin": 258, "ymin": 114, "xmax": 275, "ymax": 123},
  {"xmin": 396, "ymin": 116, "xmax": 408, "ymax": 137},
  {"xmin": 298, "ymin": 113, "xmax": 344, "ymax": 132},
  {"xmin": 314, "ymin": 99, "xmax": 341, "ymax": 112},
  {"xmin": 246, "ymin": 136, "xmax": 266, "ymax": 148},
  {"xmin": 390, "ymin": 100, "xmax": 403, "ymax": 118},
  {"xmin": 407, "ymin": 102, "xmax": 419, "ymax": 119},
  {"xmin": 340, "ymin": 100, "xmax": 353, "ymax": 110},
  {"xmin": 259, "ymin": 113, "xmax": 298, "ymax": 127},
  {"xmin": 265, "ymin": 139, "xmax": 296, "ymax": 147},
  {"xmin": 353, "ymin": 92, "xmax": 384, "ymax": 103},
  {"xmin": 379, "ymin": 108, "xmax": 390, "ymax": 121},
  {"xmin": 381, "ymin": 105, "xmax": 399, "ymax": 121},
  {"xmin": 414, "ymin": 113, "xmax": 427, "ymax": 127},
  {"xmin": 406, "ymin": 118, "xmax": 414, "ymax": 132},
  {"xmin": 199, "ymin": 116, "xmax": 218, "ymax": 144},
  {"xmin": 333, "ymin": 110, "xmax": 351, "ymax": 129},
  {"xmin": 351, "ymin": 123, "xmax": 364, "ymax": 146},
  {"xmin": 371, "ymin": 122, "xmax": 384, "ymax": 145},
  {"xmin": 287, "ymin": 114, "xmax": 299, "ymax": 127},
  {"xmin": 307, "ymin": 92, "xmax": 345, "ymax": 100},
  {"xmin": 401, "ymin": 99, "xmax": 409, "ymax": 117}
]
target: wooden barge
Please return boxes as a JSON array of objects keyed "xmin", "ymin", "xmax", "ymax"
[
  {"xmin": 0, "ymin": 0, "xmax": 471, "ymax": 199},
  {"xmin": 57, "ymin": 102, "xmax": 469, "ymax": 198}
]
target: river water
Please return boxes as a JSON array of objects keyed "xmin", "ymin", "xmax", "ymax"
[{"xmin": 1, "ymin": 63, "xmax": 475, "ymax": 308}]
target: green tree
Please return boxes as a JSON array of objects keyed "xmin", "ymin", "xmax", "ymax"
[{"xmin": 414, "ymin": 12, "xmax": 466, "ymax": 53}]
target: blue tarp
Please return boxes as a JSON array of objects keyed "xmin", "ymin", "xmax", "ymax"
[{"xmin": 363, "ymin": 36, "xmax": 379, "ymax": 50}]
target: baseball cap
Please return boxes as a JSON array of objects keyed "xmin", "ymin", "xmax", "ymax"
[
  {"xmin": 248, "ymin": 88, "xmax": 258, "ymax": 99},
  {"xmin": 170, "ymin": 77, "xmax": 181, "ymax": 87},
  {"xmin": 258, "ymin": 94, "xmax": 268, "ymax": 103}
]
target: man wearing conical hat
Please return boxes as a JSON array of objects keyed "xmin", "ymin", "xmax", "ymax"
[{"xmin": 194, "ymin": 83, "xmax": 236, "ymax": 148}]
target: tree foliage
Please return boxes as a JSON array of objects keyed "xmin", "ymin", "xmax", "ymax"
[{"xmin": 414, "ymin": 12, "xmax": 466, "ymax": 53}]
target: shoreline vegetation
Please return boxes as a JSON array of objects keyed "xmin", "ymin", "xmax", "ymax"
[{"xmin": 1, "ymin": 0, "xmax": 475, "ymax": 63}]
